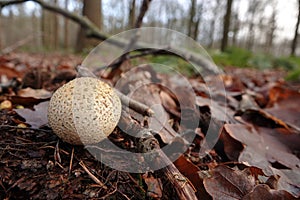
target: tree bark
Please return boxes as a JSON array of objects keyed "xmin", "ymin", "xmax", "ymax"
[
  {"xmin": 187, "ymin": 0, "xmax": 196, "ymax": 38},
  {"xmin": 221, "ymin": 0, "xmax": 233, "ymax": 52},
  {"xmin": 53, "ymin": 0, "xmax": 58, "ymax": 49},
  {"xmin": 265, "ymin": 9, "xmax": 276, "ymax": 53},
  {"xmin": 128, "ymin": 0, "xmax": 135, "ymax": 28},
  {"xmin": 291, "ymin": 0, "xmax": 300, "ymax": 56},
  {"xmin": 76, "ymin": 0, "xmax": 102, "ymax": 52},
  {"xmin": 64, "ymin": 0, "xmax": 69, "ymax": 49},
  {"xmin": 231, "ymin": 13, "xmax": 239, "ymax": 47},
  {"xmin": 41, "ymin": 8, "xmax": 49, "ymax": 48},
  {"xmin": 0, "ymin": 7, "xmax": 2, "ymax": 49}
]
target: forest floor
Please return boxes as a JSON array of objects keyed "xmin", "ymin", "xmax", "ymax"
[{"xmin": 0, "ymin": 52, "xmax": 299, "ymax": 199}]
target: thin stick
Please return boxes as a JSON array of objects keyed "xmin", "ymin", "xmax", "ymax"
[
  {"xmin": 116, "ymin": 90, "xmax": 154, "ymax": 116},
  {"xmin": 79, "ymin": 160, "xmax": 107, "ymax": 189},
  {"xmin": 75, "ymin": 65, "xmax": 154, "ymax": 117},
  {"xmin": 69, "ymin": 147, "xmax": 74, "ymax": 176}
]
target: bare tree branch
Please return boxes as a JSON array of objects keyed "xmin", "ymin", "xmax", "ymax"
[{"xmin": 0, "ymin": 0, "xmax": 27, "ymax": 7}]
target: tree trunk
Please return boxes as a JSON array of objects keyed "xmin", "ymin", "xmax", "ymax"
[
  {"xmin": 76, "ymin": 0, "xmax": 102, "ymax": 52},
  {"xmin": 193, "ymin": 17, "xmax": 200, "ymax": 41},
  {"xmin": 208, "ymin": 0, "xmax": 221, "ymax": 48},
  {"xmin": 128, "ymin": 0, "xmax": 135, "ymax": 28},
  {"xmin": 41, "ymin": 9, "xmax": 49, "ymax": 48},
  {"xmin": 246, "ymin": 21, "xmax": 255, "ymax": 50},
  {"xmin": 265, "ymin": 10, "xmax": 276, "ymax": 53},
  {"xmin": 53, "ymin": 0, "xmax": 59, "ymax": 49},
  {"xmin": 231, "ymin": 13, "xmax": 239, "ymax": 47},
  {"xmin": 64, "ymin": 0, "xmax": 69, "ymax": 49},
  {"xmin": 291, "ymin": 0, "xmax": 300, "ymax": 56},
  {"xmin": 221, "ymin": 0, "xmax": 233, "ymax": 52},
  {"xmin": 0, "ymin": 8, "xmax": 2, "ymax": 49},
  {"xmin": 187, "ymin": 0, "xmax": 196, "ymax": 37}
]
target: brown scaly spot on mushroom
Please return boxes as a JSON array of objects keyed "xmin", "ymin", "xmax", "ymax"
[{"xmin": 48, "ymin": 77, "xmax": 122, "ymax": 145}]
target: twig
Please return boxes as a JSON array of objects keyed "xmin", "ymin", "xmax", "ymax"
[
  {"xmin": 75, "ymin": 65, "xmax": 154, "ymax": 117},
  {"xmin": 79, "ymin": 160, "xmax": 107, "ymax": 189},
  {"xmin": 116, "ymin": 90, "xmax": 154, "ymax": 117},
  {"xmin": 69, "ymin": 147, "xmax": 74, "ymax": 175},
  {"xmin": 118, "ymin": 111, "xmax": 198, "ymax": 200}
]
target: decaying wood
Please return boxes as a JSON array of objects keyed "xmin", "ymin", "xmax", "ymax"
[{"xmin": 118, "ymin": 111, "xmax": 198, "ymax": 200}]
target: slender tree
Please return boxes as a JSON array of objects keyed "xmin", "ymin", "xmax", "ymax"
[
  {"xmin": 76, "ymin": 0, "xmax": 102, "ymax": 52},
  {"xmin": 187, "ymin": 0, "xmax": 196, "ymax": 37},
  {"xmin": 208, "ymin": 0, "xmax": 222, "ymax": 48},
  {"xmin": 53, "ymin": 0, "xmax": 58, "ymax": 49},
  {"xmin": 128, "ymin": 0, "xmax": 135, "ymax": 28},
  {"xmin": 265, "ymin": 6, "xmax": 277, "ymax": 53},
  {"xmin": 64, "ymin": 0, "xmax": 69, "ymax": 49},
  {"xmin": 291, "ymin": 0, "xmax": 300, "ymax": 56},
  {"xmin": 221, "ymin": 0, "xmax": 233, "ymax": 52},
  {"xmin": 231, "ymin": 12, "xmax": 239, "ymax": 47},
  {"xmin": 0, "ymin": 7, "xmax": 2, "ymax": 49}
]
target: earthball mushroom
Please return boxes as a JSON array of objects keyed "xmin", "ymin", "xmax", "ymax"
[{"xmin": 48, "ymin": 77, "xmax": 122, "ymax": 145}]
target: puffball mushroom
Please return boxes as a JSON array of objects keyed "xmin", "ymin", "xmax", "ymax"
[{"xmin": 48, "ymin": 77, "xmax": 122, "ymax": 145}]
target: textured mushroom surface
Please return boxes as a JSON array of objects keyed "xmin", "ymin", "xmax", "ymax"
[{"xmin": 48, "ymin": 77, "xmax": 122, "ymax": 145}]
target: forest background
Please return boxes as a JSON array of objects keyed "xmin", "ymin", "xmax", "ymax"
[{"xmin": 1, "ymin": 0, "xmax": 300, "ymax": 80}]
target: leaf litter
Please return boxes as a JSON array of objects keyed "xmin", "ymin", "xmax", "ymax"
[{"xmin": 0, "ymin": 52, "xmax": 299, "ymax": 199}]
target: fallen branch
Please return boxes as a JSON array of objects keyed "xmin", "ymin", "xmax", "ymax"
[
  {"xmin": 118, "ymin": 111, "xmax": 198, "ymax": 200},
  {"xmin": 116, "ymin": 90, "xmax": 154, "ymax": 117}
]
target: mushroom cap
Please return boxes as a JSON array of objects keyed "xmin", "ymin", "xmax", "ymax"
[{"xmin": 48, "ymin": 77, "xmax": 122, "ymax": 145}]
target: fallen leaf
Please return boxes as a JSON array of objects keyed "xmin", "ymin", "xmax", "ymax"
[
  {"xmin": 11, "ymin": 88, "xmax": 51, "ymax": 107},
  {"xmin": 270, "ymin": 168, "xmax": 300, "ymax": 198},
  {"xmin": 142, "ymin": 173, "xmax": 163, "ymax": 199},
  {"xmin": 265, "ymin": 85, "xmax": 300, "ymax": 131},
  {"xmin": 243, "ymin": 184, "xmax": 297, "ymax": 200},
  {"xmin": 17, "ymin": 87, "xmax": 52, "ymax": 99},
  {"xmin": 174, "ymin": 155, "xmax": 211, "ymax": 199},
  {"xmin": 14, "ymin": 101, "xmax": 49, "ymax": 128},
  {"xmin": 204, "ymin": 165, "xmax": 256, "ymax": 200},
  {"xmin": 223, "ymin": 124, "xmax": 300, "ymax": 175},
  {"xmin": 0, "ymin": 64, "xmax": 24, "ymax": 79}
]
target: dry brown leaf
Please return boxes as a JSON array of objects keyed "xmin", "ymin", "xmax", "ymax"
[
  {"xmin": 204, "ymin": 165, "xmax": 256, "ymax": 200},
  {"xmin": 10, "ymin": 88, "xmax": 51, "ymax": 107},
  {"xmin": 17, "ymin": 87, "xmax": 52, "ymax": 99},
  {"xmin": 223, "ymin": 124, "xmax": 300, "ymax": 175},
  {"xmin": 243, "ymin": 184, "xmax": 297, "ymax": 200},
  {"xmin": 142, "ymin": 173, "xmax": 163, "ymax": 199},
  {"xmin": 0, "ymin": 64, "xmax": 24, "ymax": 79},
  {"xmin": 174, "ymin": 155, "xmax": 211, "ymax": 199},
  {"xmin": 264, "ymin": 85, "xmax": 300, "ymax": 131},
  {"xmin": 14, "ymin": 101, "xmax": 49, "ymax": 128}
]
